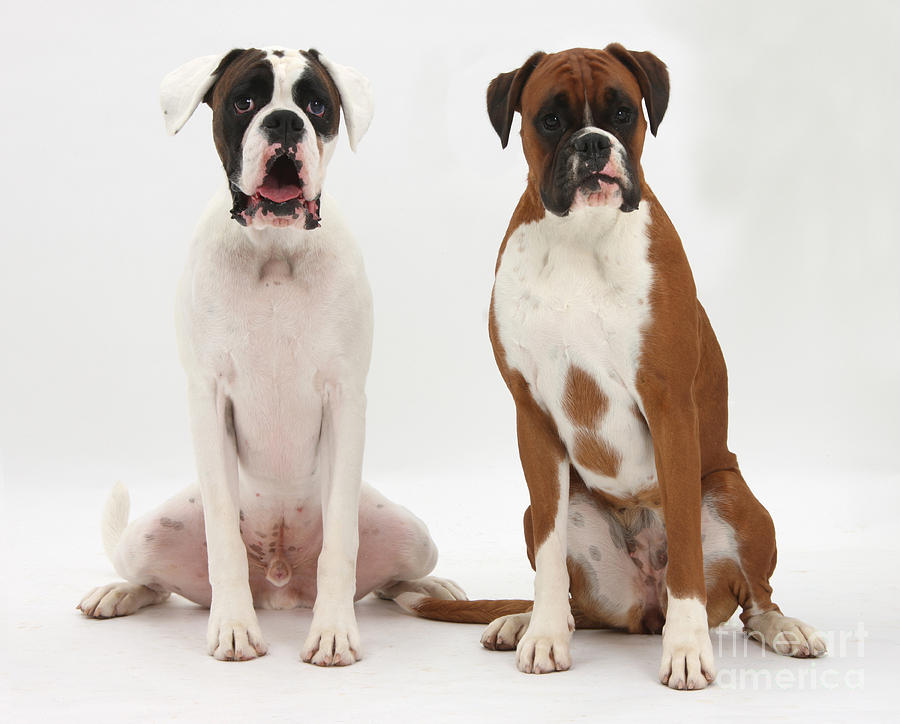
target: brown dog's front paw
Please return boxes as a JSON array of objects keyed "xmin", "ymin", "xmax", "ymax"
[
  {"xmin": 516, "ymin": 632, "xmax": 572, "ymax": 674},
  {"xmin": 514, "ymin": 613, "xmax": 575, "ymax": 674},
  {"xmin": 659, "ymin": 598, "xmax": 715, "ymax": 690}
]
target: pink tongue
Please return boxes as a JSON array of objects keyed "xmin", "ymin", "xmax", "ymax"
[{"xmin": 258, "ymin": 180, "xmax": 302, "ymax": 203}]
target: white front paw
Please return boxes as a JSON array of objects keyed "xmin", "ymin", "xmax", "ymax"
[
  {"xmin": 301, "ymin": 610, "xmax": 361, "ymax": 666},
  {"xmin": 207, "ymin": 602, "xmax": 268, "ymax": 661},
  {"xmin": 659, "ymin": 598, "xmax": 715, "ymax": 690},
  {"xmin": 515, "ymin": 613, "xmax": 575, "ymax": 674}
]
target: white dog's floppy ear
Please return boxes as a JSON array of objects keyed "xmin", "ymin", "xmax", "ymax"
[
  {"xmin": 310, "ymin": 50, "xmax": 374, "ymax": 152},
  {"xmin": 160, "ymin": 50, "xmax": 243, "ymax": 135}
]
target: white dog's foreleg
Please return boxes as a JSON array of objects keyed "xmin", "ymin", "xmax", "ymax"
[
  {"xmin": 301, "ymin": 382, "xmax": 366, "ymax": 666},
  {"xmin": 189, "ymin": 382, "xmax": 267, "ymax": 661}
]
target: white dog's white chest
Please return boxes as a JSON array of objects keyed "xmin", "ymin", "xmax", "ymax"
[
  {"xmin": 224, "ymin": 260, "xmax": 332, "ymax": 480},
  {"xmin": 178, "ymin": 203, "xmax": 371, "ymax": 487},
  {"xmin": 493, "ymin": 203, "xmax": 658, "ymax": 498}
]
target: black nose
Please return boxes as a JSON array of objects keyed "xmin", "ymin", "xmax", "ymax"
[
  {"xmin": 573, "ymin": 132, "xmax": 612, "ymax": 158},
  {"xmin": 262, "ymin": 110, "xmax": 304, "ymax": 147}
]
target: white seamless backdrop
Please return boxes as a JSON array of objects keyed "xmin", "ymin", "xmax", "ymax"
[{"xmin": 2, "ymin": 1, "xmax": 898, "ymax": 722}]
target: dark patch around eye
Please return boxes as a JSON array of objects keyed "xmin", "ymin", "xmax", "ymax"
[
  {"xmin": 534, "ymin": 92, "xmax": 575, "ymax": 137},
  {"xmin": 230, "ymin": 71, "xmax": 274, "ymax": 111},
  {"xmin": 599, "ymin": 88, "xmax": 634, "ymax": 117},
  {"xmin": 211, "ymin": 55, "xmax": 274, "ymax": 184},
  {"xmin": 293, "ymin": 66, "xmax": 340, "ymax": 138}
]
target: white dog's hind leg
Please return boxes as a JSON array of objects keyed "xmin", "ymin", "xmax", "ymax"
[
  {"xmin": 78, "ymin": 582, "xmax": 170, "ymax": 618},
  {"xmin": 101, "ymin": 481, "xmax": 130, "ymax": 561},
  {"xmin": 79, "ymin": 482, "xmax": 172, "ymax": 618},
  {"xmin": 481, "ymin": 612, "xmax": 533, "ymax": 650},
  {"xmin": 79, "ymin": 484, "xmax": 212, "ymax": 618},
  {"xmin": 354, "ymin": 483, "xmax": 467, "ymax": 605}
]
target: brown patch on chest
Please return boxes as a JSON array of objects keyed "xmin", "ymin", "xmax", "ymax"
[
  {"xmin": 563, "ymin": 365, "xmax": 621, "ymax": 478},
  {"xmin": 572, "ymin": 432, "xmax": 621, "ymax": 478},
  {"xmin": 563, "ymin": 366, "xmax": 606, "ymax": 427}
]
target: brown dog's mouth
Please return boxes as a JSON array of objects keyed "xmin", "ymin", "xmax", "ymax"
[{"xmin": 580, "ymin": 171, "xmax": 621, "ymax": 190}]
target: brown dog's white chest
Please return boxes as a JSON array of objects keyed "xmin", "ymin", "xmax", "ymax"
[{"xmin": 492, "ymin": 203, "xmax": 658, "ymax": 499}]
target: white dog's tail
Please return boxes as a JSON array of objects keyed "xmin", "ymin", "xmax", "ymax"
[{"xmin": 101, "ymin": 481, "xmax": 130, "ymax": 563}]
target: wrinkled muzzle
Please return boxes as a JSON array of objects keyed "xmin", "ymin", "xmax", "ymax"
[
  {"xmin": 542, "ymin": 130, "xmax": 640, "ymax": 215},
  {"xmin": 230, "ymin": 145, "xmax": 321, "ymax": 229}
]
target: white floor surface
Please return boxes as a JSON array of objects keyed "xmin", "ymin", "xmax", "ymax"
[{"xmin": 3, "ymin": 465, "xmax": 898, "ymax": 723}]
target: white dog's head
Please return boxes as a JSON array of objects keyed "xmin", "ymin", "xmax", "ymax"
[{"xmin": 160, "ymin": 47, "xmax": 374, "ymax": 229}]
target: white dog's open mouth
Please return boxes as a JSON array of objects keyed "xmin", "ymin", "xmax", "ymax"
[
  {"xmin": 259, "ymin": 155, "xmax": 304, "ymax": 203},
  {"xmin": 230, "ymin": 150, "xmax": 322, "ymax": 230}
]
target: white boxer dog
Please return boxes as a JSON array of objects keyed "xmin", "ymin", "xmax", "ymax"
[{"xmin": 78, "ymin": 47, "xmax": 464, "ymax": 665}]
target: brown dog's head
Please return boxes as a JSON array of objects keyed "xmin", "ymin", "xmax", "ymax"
[{"xmin": 487, "ymin": 45, "xmax": 669, "ymax": 216}]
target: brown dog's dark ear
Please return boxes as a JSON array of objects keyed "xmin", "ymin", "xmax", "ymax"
[
  {"xmin": 605, "ymin": 44, "xmax": 669, "ymax": 136},
  {"xmin": 486, "ymin": 51, "xmax": 546, "ymax": 148}
]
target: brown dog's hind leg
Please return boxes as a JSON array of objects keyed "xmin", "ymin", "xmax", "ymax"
[{"xmin": 701, "ymin": 469, "xmax": 827, "ymax": 657}]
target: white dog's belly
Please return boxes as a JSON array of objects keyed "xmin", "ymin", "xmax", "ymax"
[
  {"xmin": 113, "ymin": 482, "xmax": 438, "ymax": 611},
  {"xmin": 243, "ymin": 485, "xmax": 438, "ymax": 609},
  {"xmin": 239, "ymin": 494, "xmax": 324, "ymax": 609}
]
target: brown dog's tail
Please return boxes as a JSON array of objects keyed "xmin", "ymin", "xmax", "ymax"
[{"xmin": 394, "ymin": 592, "xmax": 534, "ymax": 624}]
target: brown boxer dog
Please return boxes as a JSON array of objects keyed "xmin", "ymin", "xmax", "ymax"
[{"xmin": 398, "ymin": 45, "xmax": 827, "ymax": 690}]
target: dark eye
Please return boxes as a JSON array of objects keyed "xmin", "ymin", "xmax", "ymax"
[
  {"xmin": 307, "ymin": 99, "xmax": 326, "ymax": 117},
  {"xmin": 542, "ymin": 113, "xmax": 561, "ymax": 131},
  {"xmin": 234, "ymin": 97, "xmax": 255, "ymax": 114},
  {"xmin": 614, "ymin": 107, "xmax": 632, "ymax": 124}
]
